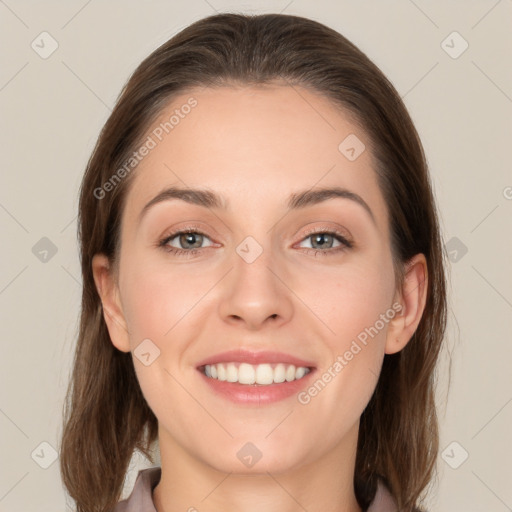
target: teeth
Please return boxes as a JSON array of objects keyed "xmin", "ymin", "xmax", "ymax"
[
  {"xmin": 217, "ymin": 363, "xmax": 227, "ymax": 381},
  {"xmin": 203, "ymin": 362, "xmax": 311, "ymax": 385},
  {"xmin": 274, "ymin": 363, "xmax": 286, "ymax": 383},
  {"xmin": 255, "ymin": 364, "xmax": 273, "ymax": 385}
]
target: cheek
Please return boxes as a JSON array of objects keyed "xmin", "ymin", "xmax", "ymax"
[
  {"xmin": 119, "ymin": 256, "xmax": 211, "ymax": 344},
  {"xmin": 118, "ymin": 258, "xmax": 208, "ymax": 416},
  {"xmin": 296, "ymin": 257, "xmax": 394, "ymax": 408},
  {"xmin": 301, "ymin": 257, "xmax": 395, "ymax": 348}
]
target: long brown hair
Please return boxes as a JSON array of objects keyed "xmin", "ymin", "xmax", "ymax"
[{"xmin": 59, "ymin": 13, "xmax": 448, "ymax": 512}]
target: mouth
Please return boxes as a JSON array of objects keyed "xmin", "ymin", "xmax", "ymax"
[
  {"xmin": 199, "ymin": 362, "xmax": 312, "ymax": 385},
  {"xmin": 195, "ymin": 350, "xmax": 316, "ymax": 404}
]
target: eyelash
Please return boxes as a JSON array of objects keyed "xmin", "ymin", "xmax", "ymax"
[{"xmin": 157, "ymin": 226, "xmax": 353, "ymax": 258}]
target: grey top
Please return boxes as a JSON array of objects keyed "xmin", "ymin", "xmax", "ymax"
[{"xmin": 113, "ymin": 467, "xmax": 401, "ymax": 512}]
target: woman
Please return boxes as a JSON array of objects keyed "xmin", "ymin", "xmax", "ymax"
[{"xmin": 59, "ymin": 13, "xmax": 448, "ymax": 512}]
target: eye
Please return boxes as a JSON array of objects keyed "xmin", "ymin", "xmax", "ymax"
[
  {"xmin": 158, "ymin": 229, "xmax": 214, "ymax": 256},
  {"xmin": 296, "ymin": 229, "xmax": 353, "ymax": 255}
]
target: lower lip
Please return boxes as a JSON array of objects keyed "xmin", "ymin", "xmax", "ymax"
[{"xmin": 198, "ymin": 369, "xmax": 315, "ymax": 405}]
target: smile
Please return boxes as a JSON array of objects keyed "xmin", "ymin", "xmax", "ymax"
[{"xmin": 202, "ymin": 362, "xmax": 311, "ymax": 385}]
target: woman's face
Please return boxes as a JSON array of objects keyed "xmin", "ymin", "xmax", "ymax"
[{"xmin": 94, "ymin": 84, "xmax": 418, "ymax": 474}]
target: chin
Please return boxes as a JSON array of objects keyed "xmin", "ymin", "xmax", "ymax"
[{"xmin": 197, "ymin": 436, "xmax": 311, "ymax": 475}]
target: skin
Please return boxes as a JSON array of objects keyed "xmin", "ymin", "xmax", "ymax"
[{"xmin": 92, "ymin": 83, "xmax": 428, "ymax": 512}]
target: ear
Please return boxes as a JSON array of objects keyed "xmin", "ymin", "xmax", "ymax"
[
  {"xmin": 91, "ymin": 253, "xmax": 131, "ymax": 353},
  {"xmin": 385, "ymin": 253, "xmax": 428, "ymax": 355}
]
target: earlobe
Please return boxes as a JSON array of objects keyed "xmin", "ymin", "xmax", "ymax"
[
  {"xmin": 385, "ymin": 253, "xmax": 428, "ymax": 355},
  {"xmin": 91, "ymin": 253, "xmax": 131, "ymax": 353}
]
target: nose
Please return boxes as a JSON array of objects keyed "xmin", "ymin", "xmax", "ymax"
[{"xmin": 217, "ymin": 244, "xmax": 294, "ymax": 330}]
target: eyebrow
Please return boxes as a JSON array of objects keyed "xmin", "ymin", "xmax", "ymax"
[{"xmin": 138, "ymin": 186, "xmax": 376, "ymax": 225}]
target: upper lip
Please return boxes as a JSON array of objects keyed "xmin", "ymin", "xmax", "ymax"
[{"xmin": 196, "ymin": 349, "xmax": 316, "ymax": 369}]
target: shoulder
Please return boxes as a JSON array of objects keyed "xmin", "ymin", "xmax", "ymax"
[
  {"xmin": 113, "ymin": 466, "xmax": 161, "ymax": 512},
  {"xmin": 367, "ymin": 479, "xmax": 427, "ymax": 512},
  {"xmin": 367, "ymin": 479, "xmax": 398, "ymax": 512}
]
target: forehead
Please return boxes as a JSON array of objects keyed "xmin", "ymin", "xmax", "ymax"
[{"xmin": 121, "ymin": 84, "xmax": 388, "ymax": 234}]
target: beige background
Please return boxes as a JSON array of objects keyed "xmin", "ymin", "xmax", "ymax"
[{"xmin": 1, "ymin": 1, "xmax": 511, "ymax": 511}]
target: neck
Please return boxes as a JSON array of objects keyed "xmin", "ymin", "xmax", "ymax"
[{"xmin": 153, "ymin": 424, "xmax": 363, "ymax": 512}]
